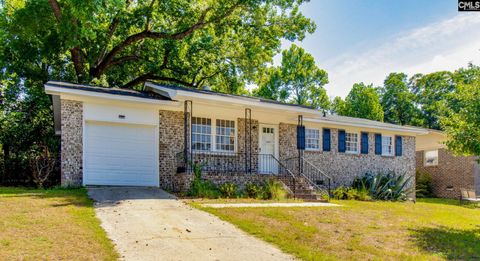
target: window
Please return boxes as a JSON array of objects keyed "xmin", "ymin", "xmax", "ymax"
[
  {"xmin": 424, "ymin": 150, "xmax": 439, "ymax": 166},
  {"xmin": 215, "ymin": 119, "xmax": 235, "ymax": 151},
  {"xmin": 382, "ymin": 136, "xmax": 394, "ymax": 156},
  {"xmin": 305, "ymin": 128, "xmax": 320, "ymax": 150},
  {"xmin": 192, "ymin": 117, "xmax": 211, "ymax": 151},
  {"xmin": 263, "ymin": 127, "xmax": 274, "ymax": 134},
  {"xmin": 345, "ymin": 132, "xmax": 359, "ymax": 153}
]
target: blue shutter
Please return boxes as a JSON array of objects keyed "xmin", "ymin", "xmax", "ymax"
[
  {"xmin": 338, "ymin": 130, "xmax": 346, "ymax": 153},
  {"xmin": 297, "ymin": 125, "xmax": 305, "ymax": 150},
  {"xmin": 395, "ymin": 136, "xmax": 403, "ymax": 156},
  {"xmin": 375, "ymin": 134, "xmax": 382, "ymax": 155},
  {"xmin": 361, "ymin": 132, "xmax": 369, "ymax": 154},
  {"xmin": 323, "ymin": 128, "xmax": 331, "ymax": 151}
]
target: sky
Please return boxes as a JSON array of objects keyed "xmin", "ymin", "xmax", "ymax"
[{"xmin": 278, "ymin": 0, "xmax": 480, "ymax": 98}]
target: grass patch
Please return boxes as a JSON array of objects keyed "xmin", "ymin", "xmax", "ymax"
[
  {"xmin": 193, "ymin": 198, "xmax": 480, "ymax": 260},
  {"xmin": 0, "ymin": 187, "xmax": 118, "ymax": 260}
]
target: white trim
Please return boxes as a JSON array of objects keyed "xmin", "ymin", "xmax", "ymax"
[
  {"xmin": 381, "ymin": 135, "xmax": 394, "ymax": 156},
  {"xmin": 258, "ymin": 123, "xmax": 279, "ymax": 159},
  {"xmin": 305, "ymin": 128, "xmax": 321, "ymax": 151},
  {"xmin": 45, "ymin": 85, "xmax": 180, "ymax": 106},
  {"xmin": 304, "ymin": 117, "xmax": 428, "ymax": 134},
  {"xmin": 191, "ymin": 116, "xmax": 237, "ymax": 153},
  {"xmin": 82, "ymin": 119, "xmax": 160, "ymax": 187},
  {"xmin": 345, "ymin": 131, "xmax": 360, "ymax": 154}
]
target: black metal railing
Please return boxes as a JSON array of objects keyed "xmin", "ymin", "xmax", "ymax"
[
  {"xmin": 175, "ymin": 151, "xmax": 297, "ymax": 196},
  {"xmin": 285, "ymin": 156, "xmax": 332, "ymax": 196}
]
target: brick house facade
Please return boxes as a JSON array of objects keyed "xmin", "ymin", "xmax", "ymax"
[
  {"xmin": 416, "ymin": 148, "xmax": 479, "ymax": 199},
  {"xmin": 46, "ymin": 81, "xmax": 427, "ymax": 196}
]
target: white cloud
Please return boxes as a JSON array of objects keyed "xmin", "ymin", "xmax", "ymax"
[{"xmin": 324, "ymin": 13, "xmax": 480, "ymax": 98}]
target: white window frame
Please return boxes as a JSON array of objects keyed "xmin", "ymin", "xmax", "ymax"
[
  {"xmin": 424, "ymin": 150, "xmax": 439, "ymax": 166},
  {"xmin": 215, "ymin": 119, "xmax": 236, "ymax": 152},
  {"xmin": 345, "ymin": 131, "xmax": 360, "ymax": 154},
  {"xmin": 191, "ymin": 117, "xmax": 212, "ymax": 152},
  {"xmin": 381, "ymin": 135, "xmax": 394, "ymax": 156},
  {"xmin": 305, "ymin": 128, "xmax": 320, "ymax": 151},
  {"xmin": 191, "ymin": 116, "xmax": 236, "ymax": 153}
]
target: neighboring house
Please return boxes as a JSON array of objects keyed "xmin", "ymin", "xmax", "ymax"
[
  {"xmin": 45, "ymin": 81, "xmax": 428, "ymax": 198},
  {"xmin": 416, "ymin": 130, "xmax": 480, "ymax": 199}
]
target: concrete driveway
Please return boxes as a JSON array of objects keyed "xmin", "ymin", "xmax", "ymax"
[{"xmin": 88, "ymin": 187, "xmax": 295, "ymax": 261}]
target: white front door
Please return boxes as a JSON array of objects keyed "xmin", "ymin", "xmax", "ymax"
[{"xmin": 259, "ymin": 125, "xmax": 278, "ymax": 174}]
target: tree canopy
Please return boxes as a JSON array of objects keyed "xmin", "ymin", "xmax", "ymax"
[
  {"xmin": 334, "ymin": 83, "xmax": 384, "ymax": 121},
  {"xmin": 1, "ymin": 0, "xmax": 315, "ymax": 92},
  {"xmin": 379, "ymin": 73, "xmax": 416, "ymax": 125},
  {"xmin": 253, "ymin": 44, "xmax": 330, "ymax": 109}
]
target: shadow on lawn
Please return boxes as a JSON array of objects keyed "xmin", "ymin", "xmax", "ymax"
[
  {"xmin": 412, "ymin": 226, "xmax": 480, "ymax": 260},
  {"xmin": 417, "ymin": 198, "xmax": 479, "ymax": 209},
  {"xmin": 0, "ymin": 187, "xmax": 91, "ymax": 208}
]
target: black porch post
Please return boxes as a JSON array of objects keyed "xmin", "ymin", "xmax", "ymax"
[
  {"xmin": 244, "ymin": 108, "xmax": 252, "ymax": 174},
  {"xmin": 184, "ymin": 100, "xmax": 192, "ymax": 174},
  {"xmin": 297, "ymin": 115, "xmax": 304, "ymax": 175}
]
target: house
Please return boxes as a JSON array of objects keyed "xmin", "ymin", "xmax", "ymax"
[
  {"xmin": 45, "ymin": 81, "xmax": 428, "ymax": 198},
  {"xmin": 416, "ymin": 129, "xmax": 480, "ymax": 199}
]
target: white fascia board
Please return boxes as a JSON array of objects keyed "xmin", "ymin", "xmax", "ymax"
[
  {"xmin": 304, "ymin": 117, "xmax": 429, "ymax": 135},
  {"xmin": 174, "ymin": 90, "xmax": 320, "ymax": 115},
  {"xmin": 45, "ymin": 85, "xmax": 180, "ymax": 106},
  {"xmin": 144, "ymin": 82, "xmax": 177, "ymax": 99}
]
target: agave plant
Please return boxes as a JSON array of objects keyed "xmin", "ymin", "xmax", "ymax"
[{"xmin": 352, "ymin": 171, "xmax": 413, "ymax": 201}]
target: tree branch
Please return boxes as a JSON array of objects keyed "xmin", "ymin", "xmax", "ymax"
[
  {"xmin": 91, "ymin": 2, "xmax": 241, "ymax": 79},
  {"xmin": 48, "ymin": 0, "xmax": 86, "ymax": 82}
]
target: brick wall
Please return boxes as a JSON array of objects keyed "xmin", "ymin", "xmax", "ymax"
[
  {"xmin": 279, "ymin": 123, "xmax": 416, "ymax": 190},
  {"xmin": 60, "ymin": 99, "xmax": 83, "ymax": 186},
  {"xmin": 416, "ymin": 148, "xmax": 477, "ymax": 199},
  {"xmin": 158, "ymin": 110, "xmax": 185, "ymax": 191}
]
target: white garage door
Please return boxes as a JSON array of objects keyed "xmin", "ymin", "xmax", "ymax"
[{"xmin": 84, "ymin": 121, "xmax": 158, "ymax": 186}]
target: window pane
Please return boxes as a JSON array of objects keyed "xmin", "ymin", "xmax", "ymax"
[
  {"xmin": 382, "ymin": 136, "xmax": 393, "ymax": 156},
  {"xmin": 305, "ymin": 128, "xmax": 320, "ymax": 150},
  {"xmin": 192, "ymin": 117, "xmax": 212, "ymax": 151},
  {"xmin": 424, "ymin": 150, "xmax": 438, "ymax": 166},
  {"xmin": 215, "ymin": 119, "xmax": 235, "ymax": 151},
  {"xmin": 345, "ymin": 132, "xmax": 358, "ymax": 153}
]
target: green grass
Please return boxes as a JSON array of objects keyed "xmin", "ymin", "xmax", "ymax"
[
  {"xmin": 0, "ymin": 187, "xmax": 118, "ymax": 260},
  {"xmin": 193, "ymin": 198, "xmax": 480, "ymax": 260}
]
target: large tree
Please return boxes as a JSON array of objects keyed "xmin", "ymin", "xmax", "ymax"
[
  {"xmin": 379, "ymin": 73, "xmax": 416, "ymax": 125},
  {"xmin": 0, "ymin": 0, "xmax": 315, "ymax": 183},
  {"xmin": 340, "ymin": 83, "xmax": 384, "ymax": 121},
  {"xmin": 254, "ymin": 44, "xmax": 330, "ymax": 109},
  {"xmin": 1, "ymin": 0, "xmax": 315, "ymax": 92}
]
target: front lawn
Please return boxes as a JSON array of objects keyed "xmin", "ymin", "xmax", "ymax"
[
  {"xmin": 0, "ymin": 187, "xmax": 118, "ymax": 260},
  {"xmin": 195, "ymin": 198, "xmax": 480, "ymax": 260}
]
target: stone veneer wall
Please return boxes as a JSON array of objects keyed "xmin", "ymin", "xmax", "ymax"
[
  {"xmin": 279, "ymin": 123, "xmax": 416, "ymax": 189},
  {"xmin": 158, "ymin": 110, "xmax": 185, "ymax": 191},
  {"xmin": 416, "ymin": 148, "xmax": 477, "ymax": 199},
  {"xmin": 166, "ymin": 116, "xmax": 263, "ymax": 192},
  {"xmin": 60, "ymin": 99, "xmax": 83, "ymax": 186}
]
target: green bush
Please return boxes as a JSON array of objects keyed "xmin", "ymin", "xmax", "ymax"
[
  {"xmin": 187, "ymin": 162, "xmax": 219, "ymax": 198},
  {"xmin": 261, "ymin": 179, "xmax": 287, "ymax": 200},
  {"xmin": 219, "ymin": 182, "xmax": 237, "ymax": 198},
  {"xmin": 244, "ymin": 182, "xmax": 262, "ymax": 198},
  {"xmin": 333, "ymin": 187, "xmax": 364, "ymax": 200},
  {"xmin": 416, "ymin": 170, "xmax": 433, "ymax": 198}
]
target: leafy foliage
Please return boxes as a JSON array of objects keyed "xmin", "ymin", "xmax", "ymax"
[
  {"xmin": 254, "ymin": 44, "xmax": 330, "ymax": 109},
  {"xmin": 187, "ymin": 163, "xmax": 219, "ymax": 198},
  {"xmin": 219, "ymin": 182, "xmax": 238, "ymax": 198},
  {"xmin": 379, "ymin": 73, "xmax": 417, "ymax": 125},
  {"xmin": 416, "ymin": 170, "xmax": 433, "ymax": 198},
  {"xmin": 244, "ymin": 182, "xmax": 262, "ymax": 198},
  {"xmin": 335, "ymin": 83, "xmax": 384, "ymax": 121},
  {"xmin": 260, "ymin": 179, "xmax": 287, "ymax": 200}
]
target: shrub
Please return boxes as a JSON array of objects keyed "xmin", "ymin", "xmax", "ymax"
[
  {"xmin": 219, "ymin": 182, "xmax": 237, "ymax": 198},
  {"xmin": 332, "ymin": 187, "xmax": 348, "ymax": 200},
  {"xmin": 416, "ymin": 170, "xmax": 433, "ymax": 198},
  {"xmin": 261, "ymin": 179, "xmax": 287, "ymax": 200},
  {"xmin": 187, "ymin": 162, "xmax": 219, "ymax": 198},
  {"xmin": 29, "ymin": 145, "xmax": 57, "ymax": 188},
  {"xmin": 352, "ymin": 171, "xmax": 413, "ymax": 201},
  {"xmin": 244, "ymin": 182, "xmax": 262, "ymax": 198},
  {"xmin": 333, "ymin": 187, "xmax": 364, "ymax": 200}
]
